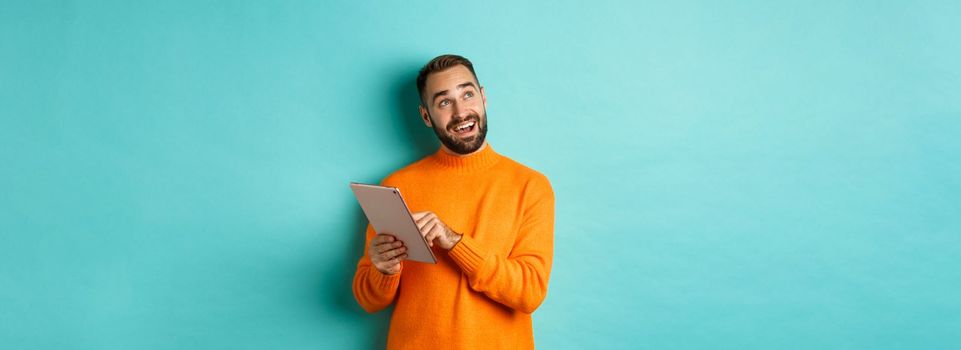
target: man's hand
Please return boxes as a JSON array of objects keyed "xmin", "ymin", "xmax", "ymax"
[
  {"xmin": 368, "ymin": 234, "xmax": 407, "ymax": 275},
  {"xmin": 412, "ymin": 211, "xmax": 462, "ymax": 250}
]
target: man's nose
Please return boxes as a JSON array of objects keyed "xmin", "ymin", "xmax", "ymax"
[{"xmin": 450, "ymin": 101, "xmax": 466, "ymax": 118}]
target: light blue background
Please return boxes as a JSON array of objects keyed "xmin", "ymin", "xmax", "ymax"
[{"xmin": 2, "ymin": 1, "xmax": 960, "ymax": 349}]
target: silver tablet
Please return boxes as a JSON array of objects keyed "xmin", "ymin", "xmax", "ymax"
[{"xmin": 349, "ymin": 182, "xmax": 437, "ymax": 264}]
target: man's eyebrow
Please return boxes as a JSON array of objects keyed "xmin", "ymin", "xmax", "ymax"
[{"xmin": 431, "ymin": 82, "xmax": 478, "ymax": 104}]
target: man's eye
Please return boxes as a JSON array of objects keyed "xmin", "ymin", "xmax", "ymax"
[
  {"xmin": 439, "ymin": 99, "xmax": 450, "ymax": 106},
  {"xmin": 465, "ymin": 91, "xmax": 474, "ymax": 98}
]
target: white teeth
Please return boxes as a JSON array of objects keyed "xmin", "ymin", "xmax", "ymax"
[{"xmin": 455, "ymin": 121, "xmax": 475, "ymax": 132}]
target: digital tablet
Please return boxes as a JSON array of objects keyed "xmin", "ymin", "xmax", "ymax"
[{"xmin": 349, "ymin": 182, "xmax": 437, "ymax": 264}]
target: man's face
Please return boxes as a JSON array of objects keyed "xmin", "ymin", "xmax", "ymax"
[{"xmin": 419, "ymin": 65, "xmax": 488, "ymax": 155}]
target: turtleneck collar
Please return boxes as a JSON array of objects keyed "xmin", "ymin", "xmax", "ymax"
[{"xmin": 430, "ymin": 143, "xmax": 501, "ymax": 172}]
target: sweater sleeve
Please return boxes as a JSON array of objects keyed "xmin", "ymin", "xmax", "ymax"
[
  {"xmin": 448, "ymin": 176, "xmax": 555, "ymax": 314},
  {"xmin": 352, "ymin": 223, "xmax": 402, "ymax": 313}
]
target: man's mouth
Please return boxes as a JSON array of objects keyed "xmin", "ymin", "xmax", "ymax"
[{"xmin": 450, "ymin": 120, "xmax": 477, "ymax": 136}]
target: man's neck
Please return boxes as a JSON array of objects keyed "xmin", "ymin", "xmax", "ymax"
[{"xmin": 440, "ymin": 142, "xmax": 488, "ymax": 157}]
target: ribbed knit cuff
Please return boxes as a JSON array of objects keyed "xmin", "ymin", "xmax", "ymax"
[
  {"xmin": 448, "ymin": 235, "xmax": 487, "ymax": 276},
  {"xmin": 368, "ymin": 265, "xmax": 402, "ymax": 290}
]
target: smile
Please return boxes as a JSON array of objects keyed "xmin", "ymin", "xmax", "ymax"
[{"xmin": 452, "ymin": 121, "xmax": 476, "ymax": 135}]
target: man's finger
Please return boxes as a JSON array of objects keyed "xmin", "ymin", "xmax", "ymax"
[
  {"xmin": 411, "ymin": 211, "xmax": 427, "ymax": 221},
  {"xmin": 423, "ymin": 229, "xmax": 434, "ymax": 247},
  {"xmin": 413, "ymin": 217, "xmax": 425, "ymax": 230},
  {"xmin": 415, "ymin": 218, "xmax": 431, "ymax": 233},
  {"xmin": 421, "ymin": 220, "xmax": 438, "ymax": 238},
  {"xmin": 383, "ymin": 246, "xmax": 406, "ymax": 260},
  {"xmin": 414, "ymin": 212, "xmax": 435, "ymax": 228},
  {"xmin": 429, "ymin": 224, "xmax": 445, "ymax": 244},
  {"xmin": 424, "ymin": 223, "xmax": 442, "ymax": 247},
  {"xmin": 378, "ymin": 241, "xmax": 403, "ymax": 254},
  {"xmin": 385, "ymin": 253, "xmax": 407, "ymax": 265},
  {"xmin": 373, "ymin": 235, "xmax": 398, "ymax": 248},
  {"xmin": 371, "ymin": 235, "xmax": 394, "ymax": 247},
  {"xmin": 374, "ymin": 247, "xmax": 401, "ymax": 264}
]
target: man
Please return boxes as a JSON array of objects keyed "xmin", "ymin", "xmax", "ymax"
[{"xmin": 352, "ymin": 54, "xmax": 555, "ymax": 349}]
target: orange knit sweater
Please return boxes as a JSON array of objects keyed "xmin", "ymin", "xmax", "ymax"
[{"xmin": 352, "ymin": 145, "xmax": 554, "ymax": 349}]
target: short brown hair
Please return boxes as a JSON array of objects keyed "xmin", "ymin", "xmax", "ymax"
[{"xmin": 416, "ymin": 54, "xmax": 479, "ymax": 106}]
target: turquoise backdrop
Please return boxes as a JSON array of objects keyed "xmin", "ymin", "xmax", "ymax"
[{"xmin": 2, "ymin": 1, "xmax": 959, "ymax": 349}]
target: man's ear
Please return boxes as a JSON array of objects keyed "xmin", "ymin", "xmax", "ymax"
[
  {"xmin": 419, "ymin": 105, "xmax": 433, "ymax": 128},
  {"xmin": 480, "ymin": 86, "xmax": 487, "ymax": 107}
]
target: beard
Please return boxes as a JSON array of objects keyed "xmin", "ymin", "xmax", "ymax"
[{"xmin": 429, "ymin": 110, "xmax": 488, "ymax": 155}]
